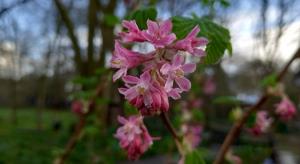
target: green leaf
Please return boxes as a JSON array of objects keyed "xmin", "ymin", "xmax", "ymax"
[
  {"xmin": 103, "ymin": 14, "xmax": 120, "ymax": 27},
  {"xmin": 172, "ymin": 16, "xmax": 232, "ymax": 64},
  {"xmin": 128, "ymin": 7, "xmax": 157, "ymax": 29},
  {"xmin": 124, "ymin": 102, "xmax": 139, "ymax": 115},
  {"xmin": 192, "ymin": 109, "xmax": 205, "ymax": 122},
  {"xmin": 185, "ymin": 150, "xmax": 206, "ymax": 164},
  {"xmin": 72, "ymin": 76, "xmax": 98, "ymax": 87},
  {"xmin": 220, "ymin": 0, "xmax": 230, "ymax": 7},
  {"xmin": 213, "ymin": 96, "xmax": 242, "ymax": 105},
  {"xmin": 246, "ymin": 113, "xmax": 256, "ymax": 128},
  {"xmin": 260, "ymin": 73, "xmax": 277, "ymax": 87}
]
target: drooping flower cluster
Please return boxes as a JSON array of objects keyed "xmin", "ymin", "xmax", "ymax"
[
  {"xmin": 112, "ymin": 19, "xmax": 208, "ymax": 115},
  {"xmin": 112, "ymin": 19, "xmax": 208, "ymax": 160},
  {"xmin": 249, "ymin": 111, "xmax": 273, "ymax": 136},
  {"xmin": 114, "ymin": 115, "xmax": 154, "ymax": 160},
  {"xmin": 275, "ymin": 97, "xmax": 296, "ymax": 121}
]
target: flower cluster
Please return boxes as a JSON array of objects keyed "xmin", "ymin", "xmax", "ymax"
[
  {"xmin": 114, "ymin": 115, "xmax": 154, "ymax": 160},
  {"xmin": 112, "ymin": 19, "xmax": 208, "ymax": 160},
  {"xmin": 181, "ymin": 124, "xmax": 203, "ymax": 150},
  {"xmin": 112, "ymin": 19, "xmax": 208, "ymax": 115},
  {"xmin": 275, "ymin": 97, "xmax": 296, "ymax": 121},
  {"xmin": 248, "ymin": 111, "xmax": 273, "ymax": 136}
]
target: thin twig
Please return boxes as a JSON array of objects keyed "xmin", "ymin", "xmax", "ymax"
[
  {"xmin": 213, "ymin": 48, "xmax": 300, "ymax": 164},
  {"xmin": 160, "ymin": 112, "xmax": 184, "ymax": 155},
  {"xmin": 54, "ymin": 78, "xmax": 107, "ymax": 164}
]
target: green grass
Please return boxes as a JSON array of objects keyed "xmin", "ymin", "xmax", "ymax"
[{"xmin": 0, "ymin": 108, "xmax": 79, "ymax": 164}]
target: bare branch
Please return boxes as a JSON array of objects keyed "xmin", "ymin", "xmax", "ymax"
[
  {"xmin": 213, "ymin": 48, "xmax": 300, "ymax": 164},
  {"xmin": 0, "ymin": 0, "xmax": 32, "ymax": 18},
  {"xmin": 53, "ymin": 0, "xmax": 82, "ymax": 73}
]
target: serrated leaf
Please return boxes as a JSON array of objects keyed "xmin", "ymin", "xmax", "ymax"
[
  {"xmin": 213, "ymin": 96, "xmax": 242, "ymax": 105},
  {"xmin": 185, "ymin": 150, "xmax": 206, "ymax": 164},
  {"xmin": 128, "ymin": 7, "xmax": 157, "ymax": 29},
  {"xmin": 172, "ymin": 16, "xmax": 232, "ymax": 64}
]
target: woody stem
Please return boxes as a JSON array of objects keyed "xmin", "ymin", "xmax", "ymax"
[{"xmin": 160, "ymin": 112, "xmax": 184, "ymax": 155}]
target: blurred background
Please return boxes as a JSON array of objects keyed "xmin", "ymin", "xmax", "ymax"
[{"xmin": 0, "ymin": 0, "xmax": 299, "ymax": 163}]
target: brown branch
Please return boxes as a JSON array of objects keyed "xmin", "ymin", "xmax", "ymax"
[
  {"xmin": 53, "ymin": 0, "xmax": 82, "ymax": 73},
  {"xmin": 87, "ymin": 0, "xmax": 97, "ymax": 73},
  {"xmin": 213, "ymin": 48, "xmax": 300, "ymax": 164},
  {"xmin": 160, "ymin": 112, "xmax": 180, "ymax": 141},
  {"xmin": 160, "ymin": 112, "xmax": 185, "ymax": 155},
  {"xmin": 54, "ymin": 77, "xmax": 108, "ymax": 164},
  {"xmin": 0, "ymin": 0, "xmax": 32, "ymax": 18}
]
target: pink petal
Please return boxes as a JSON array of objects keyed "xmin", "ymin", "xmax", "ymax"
[
  {"xmin": 160, "ymin": 63, "xmax": 171, "ymax": 75},
  {"xmin": 117, "ymin": 116, "xmax": 128, "ymax": 124},
  {"xmin": 143, "ymin": 92, "xmax": 153, "ymax": 107},
  {"xmin": 156, "ymin": 34, "xmax": 176, "ymax": 46},
  {"xmin": 181, "ymin": 63, "xmax": 196, "ymax": 74},
  {"xmin": 160, "ymin": 20, "xmax": 173, "ymax": 34},
  {"xmin": 193, "ymin": 37, "xmax": 209, "ymax": 46},
  {"xmin": 193, "ymin": 49, "xmax": 206, "ymax": 57},
  {"xmin": 113, "ymin": 68, "xmax": 127, "ymax": 82},
  {"xmin": 175, "ymin": 77, "xmax": 191, "ymax": 91},
  {"xmin": 123, "ymin": 75, "xmax": 139, "ymax": 84},
  {"xmin": 168, "ymin": 88, "xmax": 182, "ymax": 100},
  {"xmin": 164, "ymin": 77, "xmax": 174, "ymax": 92},
  {"xmin": 122, "ymin": 20, "xmax": 139, "ymax": 31},
  {"xmin": 146, "ymin": 20, "xmax": 159, "ymax": 34},
  {"xmin": 125, "ymin": 87, "xmax": 139, "ymax": 100},
  {"xmin": 118, "ymin": 87, "xmax": 127, "ymax": 94},
  {"xmin": 172, "ymin": 54, "xmax": 184, "ymax": 67},
  {"xmin": 140, "ymin": 71, "xmax": 151, "ymax": 82},
  {"xmin": 151, "ymin": 92, "xmax": 161, "ymax": 109},
  {"xmin": 160, "ymin": 90, "xmax": 169, "ymax": 111},
  {"xmin": 187, "ymin": 25, "xmax": 200, "ymax": 38}
]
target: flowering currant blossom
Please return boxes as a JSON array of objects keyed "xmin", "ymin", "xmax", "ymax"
[
  {"xmin": 111, "ymin": 41, "xmax": 148, "ymax": 81},
  {"xmin": 119, "ymin": 20, "xmax": 146, "ymax": 42},
  {"xmin": 142, "ymin": 20, "xmax": 176, "ymax": 48},
  {"xmin": 249, "ymin": 111, "xmax": 273, "ymax": 136},
  {"xmin": 275, "ymin": 97, "xmax": 297, "ymax": 121},
  {"xmin": 173, "ymin": 26, "xmax": 208, "ymax": 57},
  {"xmin": 182, "ymin": 124, "xmax": 203, "ymax": 150},
  {"xmin": 160, "ymin": 54, "xmax": 196, "ymax": 92},
  {"xmin": 115, "ymin": 115, "xmax": 154, "ymax": 160},
  {"xmin": 71, "ymin": 100, "xmax": 85, "ymax": 115},
  {"xmin": 111, "ymin": 18, "xmax": 208, "ymax": 160},
  {"xmin": 111, "ymin": 19, "xmax": 207, "ymax": 115},
  {"xmin": 203, "ymin": 77, "xmax": 216, "ymax": 95}
]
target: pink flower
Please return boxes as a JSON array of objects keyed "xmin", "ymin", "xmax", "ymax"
[
  {"xmin": 142, "ymin": 20, "xmax": 176, "ymax": 48},
  {"xmin": 119, "ymin": 71, "xmax": 169, "ymax": 115},
  {"xmin": 203, "ymin": 77, "xmax": 216, "ymax": 95},
  {"xmin": 115, "ymin": 115, "xmax": 153, "ymax": 160},
  {"xmin": 160, "ymin": 54, "xmax": 196, "ymax": 91},
  {"xmin": 182, "ymin": 124, "xmax": 202, "ymax": 149},
  {"xmin": 249, "ymin": 111, "xmax": 273, "ymax": 136},
  {"xmin": 71, "ymin": 100, "xmax": 85, "ymax": 115},
  {"xmin": 226, "ymin": 150, "xmax": 242, "ymax": 164},
  {"xmin": 275, "ymin": 97, "xmax": 297, "ymax": 121},
  {"xmin": 119, "ymin": 20, "xmax": 146, "ymax": 42},
  {"xmin": 173, "ymin": 26, "xmax": 208, "ymax": 57},
  {"xmin": 111, "ymin": 41, "xmax": 146, "ymax": 81}
]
